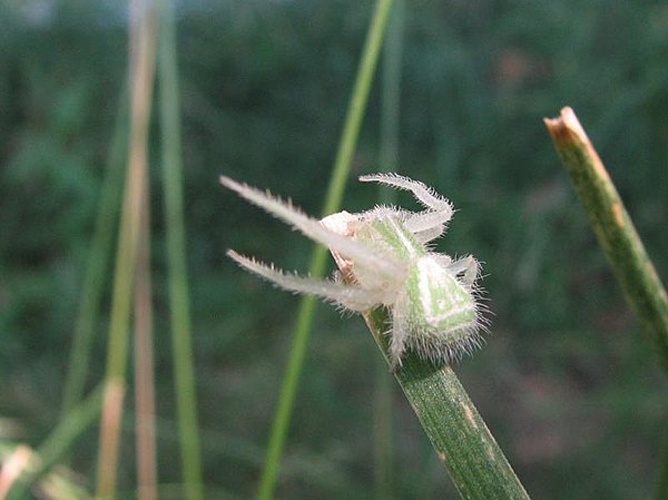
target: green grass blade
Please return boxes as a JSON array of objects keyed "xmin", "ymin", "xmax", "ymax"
[
  {"xmin": 364, "ymin": 309, "xmax": 531, "ymax": 499},
  {"xmin": 133, "ymin": 185, "xmax": 158, "ymax": 500},
  {"xmin": 96, "ymin": 2, "xmax": 159, "ymax": 496},
  {"xmin": 374, "ymin": 1, "xmax": 404, "ymax": 497},
  {"xmin": 373, "ymin": 354, "xmax": 394, "ymax": 500},
  {"xmin": 157, "ymin": 0, "xmax": 204, "ymax": 498},
  {"xmin": 257, "ymin": 295, "xmax": 319, "ymax": 500},
  {"xmin": 257, "ymin": 1, "xmax": 395, "ymax": 498},
  {"xmin": 319, "ymin": 0, "xmax": 395, "ymax": 218},
  {"xmin": 545, "ymin": 107, "xmax": 668, "ymax": 373},
  {"xmin": 379, "ymin": 0, "xmax": 403, "ymax": 179},
  {"xmin": 7, "ymin": 385, "xmax": 104, "ymax": 500},
  {"xmin": 60, "ymin": 84, "xmax": 128, "ymax": 418}
]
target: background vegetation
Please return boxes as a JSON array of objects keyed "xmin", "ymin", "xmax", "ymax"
[{"xmin": 1, "ymin": 0, "xmax": 667, "ymax": 498}]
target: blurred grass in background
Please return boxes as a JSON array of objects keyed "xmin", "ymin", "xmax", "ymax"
[{"xmin": 1, "ymin": 0, "xmax": 667, "ymax": 498}]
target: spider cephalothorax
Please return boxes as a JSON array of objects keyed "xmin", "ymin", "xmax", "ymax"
[{"xmin": 221, "ymin": 173, "xmax": 485, "ymax": 370}]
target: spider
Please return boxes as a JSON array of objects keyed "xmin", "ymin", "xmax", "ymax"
[{"xmin": 220, "ymin": 173, "xmax": 486, "ymax": 370}]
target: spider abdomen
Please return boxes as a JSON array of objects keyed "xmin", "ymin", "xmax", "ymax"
[{"xmin": 403, "ymin": 256, "xmax": 481, "ymax": 364}]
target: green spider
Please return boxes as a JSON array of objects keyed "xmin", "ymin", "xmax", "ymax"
[{"xmin": 221, "ymin": 173, "xmax": 486, "ymax": 370}]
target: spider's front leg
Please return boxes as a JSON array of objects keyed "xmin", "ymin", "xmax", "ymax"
[
  {"xmin": 227, "ymin": 250, "xmax": 379, "ymax": 311},
  {"xmin": 358, "ymin": 173, "xmax": 453, "ymax": 242},
  {"xmin": 220, "ymin": 175, "xmax": 401, "ymax": 278}
]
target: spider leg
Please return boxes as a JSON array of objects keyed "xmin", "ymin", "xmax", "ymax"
[
  {"xmin": 405, "ymin": 212, "xmax": 448, "ymax": 242},
  {"xmin": 413, "ymin": 223, "xmax": 446, "ymax": 244},
  {"xmin": 359, "ymin": 173, "xmax": 453, "ymax": 240},
  {"xmin": 447, "ymin": 255, "xmax": 480, "ymax": 288},
  {"xmin": 432, "ymin": 254, "xmax": 453, "ymax": 267},
  {"xmin": 228, "ymin": 250, "xmax": 379, "ymax": 311},
  {"xmin": 359, "ymin": 173, "xmax": 449, "ymax": 212},
  {"xmin": 220, "ymin": 176, "xmax": 402, "ymax": 278},
  {"xmin": 388, "ymin": 290, "xmax": 411, "ymax": 370}
]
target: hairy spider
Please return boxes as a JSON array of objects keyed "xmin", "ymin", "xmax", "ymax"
[{"xmin": 220, "ymin": 173, "xmax": 485, "ymax": 370}]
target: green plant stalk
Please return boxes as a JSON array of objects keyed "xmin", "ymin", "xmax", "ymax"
[
  {"xmin": 134, "ymin": 186, "xmax": 158, "ymax": 500},
  {"xmin": 545, "ymin": 107, "xmax": 668, "ymax": 373},
  {"xmin": 60, "ymin": 85, "xmax": 128, "ymax": 418},
  {"xmin": 379, "ymin": 0, "xmax": 403, "ymax": 178},
  {"xmin": 257, "ymin": 0, "xmax": 394, "ymax": 498},
  {"xmin": 157, "ymin": 0, "xmax": 204, "ymax": 498},
  {"xmin": 7, "ymin": 385, "xmax": 104, "ymax": 500},
  {"xmin": 373, "ymin": 354, "xmax": 394, "ymax": 500},
  {"xmin": 374, "ymin": 1, "xmax": 404, "ymax": 497},
  {"xmin": 319, "ymin": 0, "xmax": 394, "ymax": 219},
  {"xmin": 363, "ymin": 309, "xmax": 530, "ymax": 499},
  {"xmin": 96, "ymin": 2, "xmax": 158, "ymax": 497}
]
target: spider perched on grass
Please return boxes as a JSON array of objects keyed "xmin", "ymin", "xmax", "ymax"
[{"xmin": 220, "ymin": 173, "xmax": 486, "ymax": 370}]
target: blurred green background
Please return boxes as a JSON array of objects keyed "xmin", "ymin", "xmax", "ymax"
[{"xmin": 1, "ymin": 0, "xmax": 667, "ymax": 498}]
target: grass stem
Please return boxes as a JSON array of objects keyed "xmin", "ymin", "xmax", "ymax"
[
  {"xmin": 364, "ymin": 309, "xmax": 530, "ymax": 499},
  {"xmin": 545, "ymin": 107, "xmax": 668, "ymax": 374},
  {"xmin": 133, "ymin": 179, "xmax": 158, "ymax": 500},
  {"xmin": 374, "ymin": 1, "xmax": 404, "ymax": 497},
  {"xmin": 157, "ymin": 0, "xmax": 204, "ymax": 497},
  {"xmin": 60, "ymin": 84, "xmax": 127, "ymax": 419},
  {"xmin": 257, "ymin": 1, "xmax": 395, "ymax": 498},
  {"xmin": 96, "ymin": 1, "xmax": 158, "ymax": 496},
  {"xmin": 8, "ymin": 385, "xmax": 104, "ymax": 500}
]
